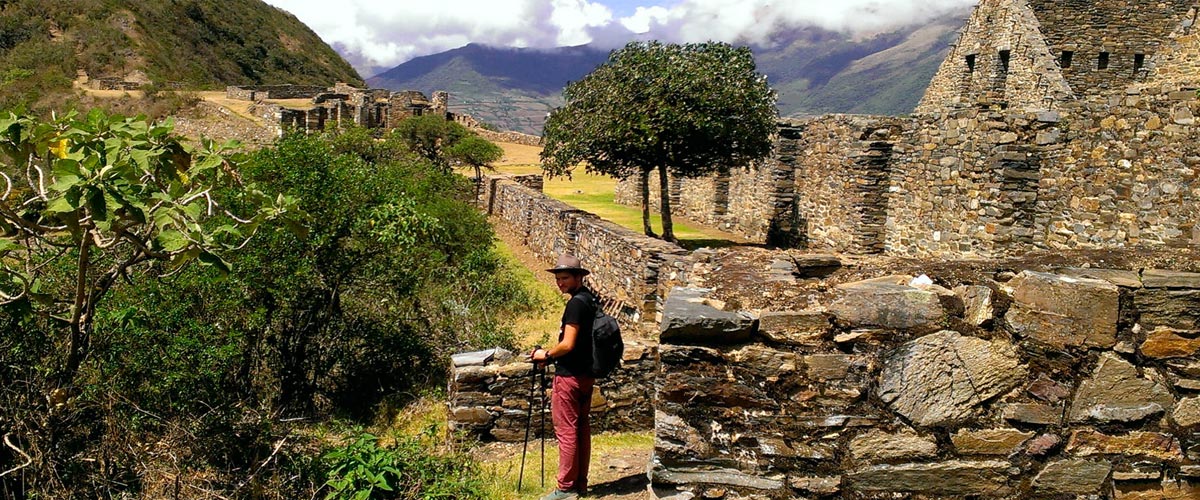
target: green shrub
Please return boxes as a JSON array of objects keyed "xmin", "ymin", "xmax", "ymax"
[{"xmin": 323, "ymin": 431, "xmax": 484, "ymax": 500}]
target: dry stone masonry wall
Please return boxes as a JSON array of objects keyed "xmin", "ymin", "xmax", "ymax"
[
  {"xmin": 448, "ymin": 173, "xmax": 695, "ymax": 441},
  {"xmin": 652, "ymin": 266, "xmax": 1200, "ymax": 498},
  {"xmin": 446, "ymin": 342, "xmax": 658, "ymax": 442},
  {"xmin": 613, "ymin": 0, "xmax": 1200, "ymax": 259},
  {"xmin": 480, "ymin": 173, "xmax": 688, "ymax": 326}
]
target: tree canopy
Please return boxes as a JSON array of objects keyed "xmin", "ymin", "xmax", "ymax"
[
  {"xmin": 391, "ymin": 115, "xmax": 471, "ymax": 170},
  {"xmin": 540, "ymin": 41, "xmax": 777, "ymax": 240}
]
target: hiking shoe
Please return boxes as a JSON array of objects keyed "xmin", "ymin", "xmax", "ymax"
[{"xmin": 539, "ymin": 489, "xmax": 578, "ymax": 500}]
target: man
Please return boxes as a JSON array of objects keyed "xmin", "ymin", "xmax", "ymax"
[{"xmin": 530, "ymin": 254, "xmax": 596, "ymax": 500}]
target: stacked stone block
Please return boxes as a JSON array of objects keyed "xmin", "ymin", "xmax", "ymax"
[
  {"xmin": 652, "ymin": 268, "xmax": 1200, "ymax": 498},
  {"xmin": 447, "ymin": 342, "xmax": 658, "ymax": 442}
]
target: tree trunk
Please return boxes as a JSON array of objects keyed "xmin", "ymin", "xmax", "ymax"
[
  {"xmin": 639, "ymin": 169, "xmax": 656, "ymax": 237},
  {"xmin": 658, "ymin": 165, "xmax": 676, "ymax": 242},
  {"xmin": 474, "ymin": 166, "xmax": 483, "ymax": 205}
]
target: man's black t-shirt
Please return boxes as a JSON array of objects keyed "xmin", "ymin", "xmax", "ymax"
[{"xmin": 555, "ymin": 287, "xmax": 595, "ymax": 377}]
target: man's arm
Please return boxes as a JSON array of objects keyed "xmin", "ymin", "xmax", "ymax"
[{"xmin": 532, "ymin": 324, "xmax": 578, "ymax": 362}]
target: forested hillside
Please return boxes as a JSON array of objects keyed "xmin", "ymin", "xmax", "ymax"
[{"xmin": 0, "ymin": 0, "xmax": 362, "ymax": 110}]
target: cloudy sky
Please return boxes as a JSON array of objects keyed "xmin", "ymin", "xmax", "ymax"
[{"xmin": 263, "ymin": 0, "xmax": 977, "ymax": 77}]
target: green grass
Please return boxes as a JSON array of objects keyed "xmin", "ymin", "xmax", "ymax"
[
  {"xmin": 489, "ymin": 163, "xmax": 744, "ymax": 248},
  {"xmin": 478, "ymin": 431, "xmax": 654, "ymax": 499},
  {"xmin": 490, "ymin": 238, "xmax": 561, "ymax": 349}
]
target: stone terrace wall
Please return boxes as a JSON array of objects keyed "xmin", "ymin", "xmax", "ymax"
[
  {"xmin": 225, "ymin": 85, "xmax": 327, "ymax": 101},
  {"xmin": 447, "ymin": 342, "xmax": 658, "ymax": 442},
  {"xmin": 653, "ymin": 268, "xmax": 1200, "ymax": 498},
  {"xmin": 481, "ymin": 173, "xmax": 688, "ymax": 326},
  {"xmin": 475, "ymin": 128, "xmax": 542, "ymax": 147}
]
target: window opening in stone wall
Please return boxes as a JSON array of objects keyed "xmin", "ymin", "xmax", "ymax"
[
  {"xmin": 966, "ymin": 54, "xmax": 976, "ymax": 73},
  {"xmin": 1134, "ymin": 53, "xmax": 1145, "ymax": 71},
  {"xmin": 1060, "ymin": 50, "xmax": 1073, "ymax": 68},
  {"xmin": 999, "ymin": 50, "xmax": 1011, "ymax": 72},
  {"xmin": 1098, "ymin": 52, "xmax": 1109, "ymax": 70}
]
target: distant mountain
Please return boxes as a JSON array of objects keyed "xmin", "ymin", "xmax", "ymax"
[
  {"xmin": 0, "ymin": 0, "xmax": 363, "ymax": 110},
  {"xmin": 368, "ymin": 44, "xmax": 610, "ymax": 136},
  {"xmin": 366, "ymin": 10, "xmax": 968, "ymax": 135}
]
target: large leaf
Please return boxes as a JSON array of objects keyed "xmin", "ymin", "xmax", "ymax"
[{"xmin": 155, "ymin": 230, "xmax": 189, "ymax": 252}]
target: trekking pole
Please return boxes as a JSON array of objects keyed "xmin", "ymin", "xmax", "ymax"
[
  {"xmin": 517, "ymin": 360, "xmax": 538, "ymax": 491},
  {"xmin": 540, "ymin": 364, "xmax": 548, "ymax": 488}
]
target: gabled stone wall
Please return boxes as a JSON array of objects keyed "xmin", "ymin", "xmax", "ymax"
[
  {"xmin": 1029, "ymin": 0, "xmax": 1193, "ymax": 95},
  {"xmin": 653, "ymin": 267, "xmax": 1200, "ymax": 498}
]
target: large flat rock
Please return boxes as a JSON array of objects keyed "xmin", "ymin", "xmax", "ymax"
[
  {"xmin": 849, "ymin": 429, "xmax": 938, "ymax": 462},
  {"xmin": 1142, "ymin": 269, "xmax": 1200, "ymax": 288},
  {"xmin": 1055, "ymin": 267, "xmax": 1143, "ymax": 288},
  {"xmin": 1136, "ymin": 289, "xmax": 1200, "ymax": 330},
  {"xmin": 1068, "ymin": 353, "xmax": 1175, "ymax": 424},
  {"xmin": 845, "ymin": 460, "xmax": 1010, "ymax": 496},
  {"xmin": 651, "ymin": 466, "xmax": 784, "ymax": 491},
  {"xmin": 878, "ymin": 331, "xmax": 1027, "ymax": 427},
  {"xmin": 660, "ymin": 287, "xmax": 756, "ymax": 345},
  {"xmin": 1005, "ymin": 271, "xmax": 1119, "ymax": 348},
  {"xmin": 829, "ymin": 281, "xmax": 945, "ymax": 331},
  {"xmin": 1066, "ymin": 430, "xmax": 1184, "ymax": 461},
  {"xmin": 1033, "ymin": 459, "xmax": 1111, "ymax": 495},
  {"xmin": 757, "ymin": 311, "xmax": 831, "ymax": 346}
]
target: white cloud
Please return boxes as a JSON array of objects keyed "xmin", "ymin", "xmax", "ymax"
[{"xmin": 263, "ymin": 0, "xmax": 976, "ymax": 76}]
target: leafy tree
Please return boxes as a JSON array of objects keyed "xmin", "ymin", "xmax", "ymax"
[
  {"xmin": 390, "ymin": 115, "xmax": 470, "ymax": 170},
  {"xmin": 0, "ymin": 110, "xmax": 292, "ymax": 386},
  {"xmin": 541, "ymin": 41, "xmax": 777, "ymax": 241},
  {"xmin": 447, "ymin": 134, "xmax": 503, "ymax": 187}
]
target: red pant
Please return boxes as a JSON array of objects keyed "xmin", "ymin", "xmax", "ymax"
[{"xmin": 552, "ymin": 374, "xmax": 594, "ymax": 492}]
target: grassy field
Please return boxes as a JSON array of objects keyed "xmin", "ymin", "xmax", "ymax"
[
  {"xmin": 488, "ymin": 143, "xmax": 746, "ymax": 248},
  {"xmin": 491, "ymin": 237, "xmax": 561, "ymax": 349}
]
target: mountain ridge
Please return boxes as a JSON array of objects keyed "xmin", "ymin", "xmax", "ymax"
[{"xmin": 365, "ymin": 10, "xmax": 970, "ymax": 135}]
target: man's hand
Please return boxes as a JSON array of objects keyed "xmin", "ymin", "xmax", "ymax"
[{"xmin": 530, "ymin": 346, "xmax": 549, "ymax": 363}]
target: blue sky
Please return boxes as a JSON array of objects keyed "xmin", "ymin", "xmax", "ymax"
[
  {"xmin": 263, "ymin": 0, "xmax": 976, "ymax": 77},
  {"xmin": 604, "ymin": 0, "xmax": 663, "ymax": 16}
]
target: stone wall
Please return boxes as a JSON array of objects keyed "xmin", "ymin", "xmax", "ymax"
[
  {"xmin": 481, "ymin": 173, "xmax": 688, "ymax": 326},
  {"xmin": 87, "ymin": 77, "xmax": 143, "ymax": 91},
  {"xmin": 889, "ymin": 86, "xmax": 1200, "ymax": 256},
  {"xmin": 652, "ymin": 267, "xmax": 1200, "ymax": 498},
  {"xmin": 225, "ymin": 85, "xmax": 327, "ymax": 101},
  {"xmin": 475, "ymin": 128, "xmax": 542, "ymax": 147},
  {"xmin": 447, "ymin": 342, "xmax": 659, "ymax": 441},
  {"xmin": 1029, "ymin": 0, "xmax": 1193, "ymax": 95},
  {"xmin": 616, "ymin": 83, "xmax": 1200, "ymax": 257}
]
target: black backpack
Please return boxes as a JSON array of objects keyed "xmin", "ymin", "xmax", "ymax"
[{"xmin": 579, "ymin": 291, "xmax": 623, "ymax": 378}]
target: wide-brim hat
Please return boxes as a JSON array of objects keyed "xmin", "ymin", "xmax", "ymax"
[{"xmin": 546, "ymin": 254, "xmax": 590, "ymax": 276}]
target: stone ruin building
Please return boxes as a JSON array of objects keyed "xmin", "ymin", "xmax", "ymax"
[
  {"xmin": 616, "ymin": 0, "xmax": 1200, "ymax": 258},
  {"xmin": 226, "ymin": 83, "xmax": 480, "ymax": 135},
  {"xmin": 450, "ymin": 1, "xmax": 1200, "ymax": 498}
]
